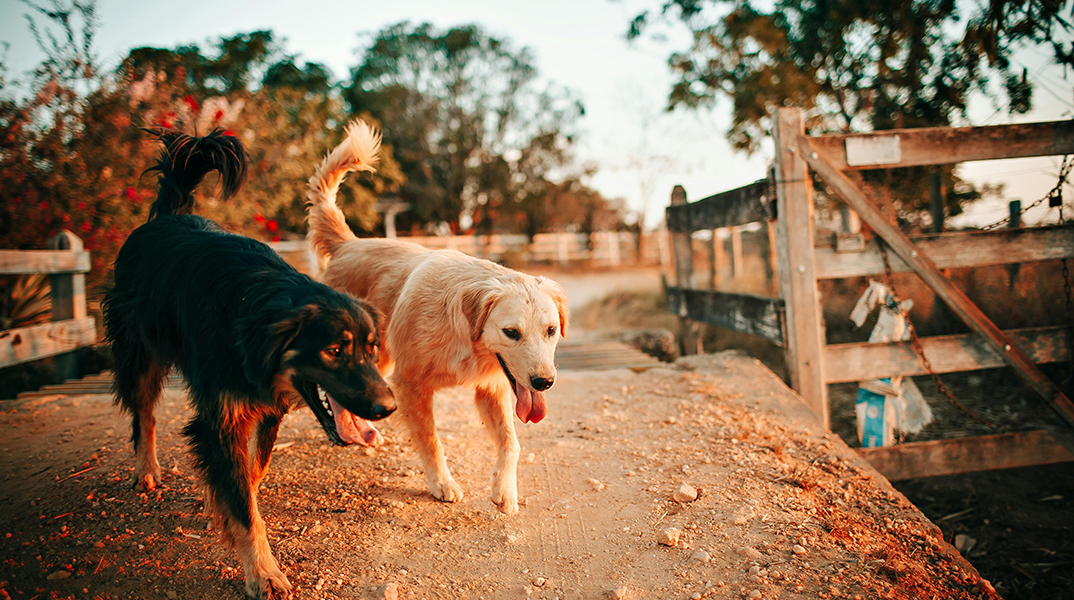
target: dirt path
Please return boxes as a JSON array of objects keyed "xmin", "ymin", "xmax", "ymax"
[{"xmin": 2, "ymin": 353, "xmax": 995, "ymax": 600}]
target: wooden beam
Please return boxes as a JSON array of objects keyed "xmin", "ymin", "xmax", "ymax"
[
  {"xmin": 858, "ymin": 430, "xmax": 1074, "ymax": 481},
  {"xmin": 666, "ymin": 179, "xmax": 774, "ymax": 232},
  {"xmin": 668, "ymin": 186, "xmax": 699, "ymax": 355},
  {"xmin": 664, "ymin": 286, "xmax": 785, "ymax": 346},
  {"xmin": 824, "ymin": 326, "xmax": 1071, "ymax": 383},
  {"xmin": 810, "ymin": 119, "xmax": 1074, "ymax": 171},
  {"xmin": 815, "ymin": 225, "xmax": 1074, "ymax": 279},
  {"xmin": 798, "ymin": 134, "xmax": 1074, "ymax": 426},
  {"xmin": 774, "ymin": 108, "xmax": 829, "ymax": 427},
  {"xmin": 0, "ymin": 250, "xmax": 91, "ymax": 274},
  {"xmin": 0, "ymin": 317, "xmax": 97, "ymax": 369}
]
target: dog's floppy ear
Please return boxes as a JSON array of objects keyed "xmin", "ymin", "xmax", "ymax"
[
  {"xmin": 239, "ymin": 302, "xmax": 320, "ymax": 387},
  {"xmin": 461, "ymin": 283, "xmax": 501, "ymax": 342},
  {"xmin": 537, "ymin": 277, "xmax": 570, "ymax": 338}
]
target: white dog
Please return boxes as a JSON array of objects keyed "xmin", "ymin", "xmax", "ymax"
[{"xmin": 305, "ymin": 122, "xmax": 569, "ymax": 514}]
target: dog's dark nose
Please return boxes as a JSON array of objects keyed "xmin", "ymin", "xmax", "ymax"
[
  {"xmin": 371, "ymin": 402, "xmax": 396, "ymax": 419},
  {"xmin": 531, "ymin": 376, "xmax": 554, "ymax": 391}
]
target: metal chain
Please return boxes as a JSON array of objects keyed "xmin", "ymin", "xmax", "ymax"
[
  {"xmin": 980, "ymin": 155, "xmax": 1073, "ymax": 231},
  {"xmin": 876, "ymin": 239, "xmax": 994, "ymax": 427}
]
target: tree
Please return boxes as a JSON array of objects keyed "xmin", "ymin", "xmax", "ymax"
[
  {"xmin": 343, "ymin": 22, "xmax": 585, "ymax": 233},
  {"xmin": 1, "ymin": 12, "xmax": 404, "ymax": 295},
  {"xmin": 628, "ymin": 0, "xmax": 1071, "ymax": 226}
]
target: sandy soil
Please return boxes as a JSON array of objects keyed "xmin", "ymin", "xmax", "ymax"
[{"xmin": 1, "ymin": 352, "xmax": 995, "ymax": 600}]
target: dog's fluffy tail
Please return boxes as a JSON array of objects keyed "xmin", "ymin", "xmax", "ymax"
[
  {"xmin": 306, "ymin": 120, "xmax": 381, "ymax": 261},
  {"xmin": 143, "ymin": 128, "xmax": 248, "ymax": 220}
]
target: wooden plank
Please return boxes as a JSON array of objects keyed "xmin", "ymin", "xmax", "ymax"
[
  {"xmin": 824, "ymin": 326, "xmax": 1071, "ymax": 383},
  {"xmin": 664, "ymin": 286, "xmax": 785, "ymax": 345},
  {"xmin": 48, "ymin": 231, "xmax": 88, "ymax": 382},
  {"xmin": 815, "ymin": 226, "xmax": 1074, "ymax": 279},
  {"xmin": 810, "ymin": 119, "xmax": 1074, "ymax": 171},
  {"xmin": 0, "ymin": 317, "xmax": 97, "ymax": 369},
  {"xmin": 858, "ymin": 430, "xmax": 1074, "ymax": 481},
  {"xmin": 668, "ymin": 186, "xmax": 699, "ymax": 355},
  {"xmin": 799, "ymin": 134, "xmax": 1074, "ymax": 426},
  {"xmin": 0, "ymin": 249, "xmax": 91, "ymax": 274},
  {"xmin": 666, "ymin": 179, "xmax": 773, "ymax": 232},
  {"xmin": 774, "ymin": 108, "xmax": 829, "ymax": 427}
]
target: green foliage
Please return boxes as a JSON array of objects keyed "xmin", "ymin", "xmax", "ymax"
[
  {"xmin": 1, "ymin": 13, "xmax": 404, "ymax": 295},
  {"xmin": 344, "ymin": 21, "xmax": 599, "ymax": 236},
  {"xmin": 629, "ymin": 0, "xmax": 1070, "ymax": 226}
]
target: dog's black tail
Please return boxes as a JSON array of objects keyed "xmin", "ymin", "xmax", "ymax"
[{"xmin": 143, "ymin": 128, "xmax": 248, "ymax": 220}]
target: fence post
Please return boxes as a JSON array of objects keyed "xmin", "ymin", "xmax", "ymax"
[
  {"xmin": 670, "ymin": 185, "xmax": 700, "ymax": 355},
  {"xmin": 730, "ymin": 226, "xmax": 744, "ymax": 281},
  {"xmin": 48, "ymin": 230, "xmax": 87, "ymax": 383},
  {"xmin": 762, "ymin": 221, "xmax": 778, "ymax": 296},
  {"xmin": 773, "ymin": 108, "xmax": 829, "ymax": 427}
]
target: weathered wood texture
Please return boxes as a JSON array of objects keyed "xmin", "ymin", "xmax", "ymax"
[
  {"xmin": 859, "ymin": 430, "xmax": 1074, "ymax": 481},
  {"xmin": 824, "ymin": 326, "xmax": 1072, "ymax": 383},
  {"xmin": 810, "ymin": 119, "xmax": 1074, "ymax": 171},
  {"xmin": 797, "ymin": 132, "xmax": 1074, "ymax": 426},
  {"xmin": 815, "ymin": 225, "xmax": 1074, "ymax": 279},
  {"xmin": 664, "ymin": 286, "xmax": 785, "ymax": 346},
  {"xmin": 666, "ymin": 179, "xmax": 774, "ymax": 232},
  {"xmin": 0, "ymin": 250, "xmax": 91, "ymax": 275},
  {"xmin": 0, "ymin": 317, "xmax": 97, "ymax": 369},
  {"xmin": 774, "ymin": 108, "xmax": 828, "ymax": 427}
]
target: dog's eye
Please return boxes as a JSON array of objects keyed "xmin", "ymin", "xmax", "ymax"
[
  {"xmin": 546, "ymin": 326, "xmax": 557, "ymax": 337},
  {"xmin": 502, "ymin": 328, "xmax": 521, "ymax": 341},
  {"xmin": 324, "ymin": 346, "xmax": 342, "ymax": 358}
]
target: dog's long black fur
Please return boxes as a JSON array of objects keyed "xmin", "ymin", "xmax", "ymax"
[{"xmin": 103, "ymin": 128, "xmax": 395, "ymax": 599}]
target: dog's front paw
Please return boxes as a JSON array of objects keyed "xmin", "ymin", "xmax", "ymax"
[
  {"xmin": 429, "ymin": 476, "xmax": 464, "ymax": 503},
  {"xmin": 132, "ymin": 462, "xmax": 162, "ymax": 492},
  {"xmin": 244, "ymin": 568, "xmax": 292, "ymax": 600},
  {"xmin": 491, "ymin": 489, "xmax": 519, "ymax": 515}
]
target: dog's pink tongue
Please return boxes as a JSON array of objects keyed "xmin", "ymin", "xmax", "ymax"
[
  {"xmin": 328, "ymin": 397, "xmax": 380, "ymax": 446},
  {"xmin": 513, "ymin": 381, "xmax": 547, "ymax": 423}
]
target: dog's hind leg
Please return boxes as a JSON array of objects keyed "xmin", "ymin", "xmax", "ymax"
[
  {"xmin": 112, "ymin": 348, "xmax": 169, "ymax": 491},
  {"xmin": 395, "ymin": 379, "xmax": 464, "ymax": 503},
  {"xmin": 186, "ymin": 405, "xmax": 291, "ymax": 600},
  {"xmin": 475, "ymin": 384, "xmax": 521, "ymax": 515}
]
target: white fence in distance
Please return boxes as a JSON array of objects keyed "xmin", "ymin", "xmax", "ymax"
[{"xmin": 271, "ymin": 231, "xmax": 671, "ymax": 277}]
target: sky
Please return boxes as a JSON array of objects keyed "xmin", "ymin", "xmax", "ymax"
[{"xmin": 1, "ymin": 0, "xmax": 1072, "ymax": 230}]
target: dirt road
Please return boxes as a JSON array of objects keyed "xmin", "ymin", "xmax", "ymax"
[{"xmin": 1, "ymin": 353, "xmax": 994, "ymax": 599}]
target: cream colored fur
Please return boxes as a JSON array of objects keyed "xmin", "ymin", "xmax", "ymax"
[{"xmin": 306, "ymin": 122, "xmax": 569, "ymax": 514}]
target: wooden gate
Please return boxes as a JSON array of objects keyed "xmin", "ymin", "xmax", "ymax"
[{"xmin": 666, "ymin": 109, "xmax": 1074, "ymax": 479}]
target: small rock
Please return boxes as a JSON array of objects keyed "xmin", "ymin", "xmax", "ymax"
[
  {"xmin": 691, "ymin": 593, "xmax": 702, "ymax": 600},
  {"xmin": 47, "ymin": 570, "xmax": 71, "ymax": 581},
  {"xmin": 731, "ymin": 506, "xmax": 754, "ymax": 525},
  {"xmin": 748, "ymin": 590, "xmax": 762, "ymax": 599},
  {"xmin": 93, "ymin": 541, "xmax": 105, "ymax": 548},
  {"xmin": 534, "ymin": 577, "xmax": 546, "ymax": 587},
  {"xmin": 792, "ymin": 544, "xmax": 808, "ymax": 555},
  {"xmin": 607, "ymin": 585, "xmax": 630, "ymax": 599},
  {"xmin": 586, "ymin": 478, "xmax": 606, "ymax": 492},
  {"xmin": 954, "ymin": 533, "xmax": 977, "ymax": 555},
  {"xmin": 657, "ymin": 528, "xmax": 682, "ymax": 546},
  {"xmin": 672, "ymin": 484, "xmax": 698, "ymax": 503},
  {"xmin": 736, "ymin": 546, "xmax": 763, "ymax": 560},
  {"xmin": 381, "ymin": 582, "xmax": 400, "ymax": 600},
  {"xmin": 166, "ymin": 591, "xmax": 177, "ymax": 600},
  {"xmin": 691, "ymin": 550, "xmax": 711, "ymax": 563}
]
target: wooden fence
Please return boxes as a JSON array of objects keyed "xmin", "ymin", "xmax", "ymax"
[
  {"xmin": 666, "ymin": 108, "xmax": 1074, "ymax": 480},
  {"xmin": 0, "ymin": 231, "xmax": 96, "ymax": 381},
  {"xmin": 272, "ymin": 230, "xmax": 669, "ymax": 278}
]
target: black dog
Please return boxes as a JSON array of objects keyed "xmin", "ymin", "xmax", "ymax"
[{"xmin": 103, "ymin": 129, "xmax": 395, "ymax": 599}]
